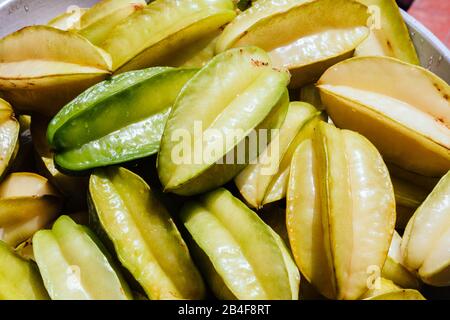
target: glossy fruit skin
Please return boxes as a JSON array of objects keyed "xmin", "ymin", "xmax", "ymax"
[
  {"xmin": 157, "ymin": 47, "xmax": 290, "ymax": 196},
  {"xmin": 33, "ymin": 215, "xmax": 132, "ymax": 300},
  {"xmin": 180, "ymin": 188, "xmax": 299, "ymax": 300},
  {"xmin": 0, "ymin": 172, "xmax": 62, "ymax": 247},
  {"xmin": 47, "ymin": 67, "xmax": 197, "ymax": 172},
  {"xmin": 287, "ymin": 122, "xmax": 396, "ymax": 300},
  {"xmin": 101, "ymin": 0, "xmax": 236, "ymax": 73},
  {"xmin": 217, "ymin": 0, "xmax": 369, "ymax": 88},
  {"xmin": 0, "ymin": 240, "xmax": 49, "ymax": 300},
  {"xmin": 355, "ymin": 0, "xmax": 419, "ymax": 65},
  {"xmin": 401, "ymin": 171, "xmax": 450, "ymax": 286},
  {"xmin": 0, "ymin": 98, "xmax": 19, "ymax": 180},
  {"xmin": 0, "ymin": 26, "xmax": 112, "ymax": 116},
  {"xmin": 88, "ymin": 166, "xmax": 205, "ymax": 300},
  {"xmin": 318, "ymin": 56, "xmax": 450, "ymax": 178}
]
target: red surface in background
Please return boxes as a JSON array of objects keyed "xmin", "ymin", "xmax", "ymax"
[{"xmin": 409, "ymin": 0, "xmax": 450, "ymax": 48}]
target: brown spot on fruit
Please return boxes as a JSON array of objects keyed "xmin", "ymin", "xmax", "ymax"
[
  {"xmin": 433, "ymin": 82, "xmax": 442, "ymax": 92},
  {"xmin": 251, "ymin": 59, "xmax": 268, "ymax": 67},
  {"xmin": 386, "ymin": 40, "xmax": 392, "ymax": 49}
]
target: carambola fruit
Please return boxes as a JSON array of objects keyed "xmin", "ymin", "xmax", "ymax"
[
  {"xmin": 31, "ymin": 116, "xmax": 87, "ymax": 210},
  {"xmin": 47, "ymin": 67, "xmax": 197, "ymax": 172},
  {"xmin": 88, "ymin": 166, "xmax": 205, "ymax": 300},
  {"xmin": 317, "ymin": 56, "xmax": 450, "ymax": 178},
  {"xmin": 33, "ymin": 215, "xmax": 131, "ymax": 300},
  {"xmin": 217, "ymin": 0, "xmax": 370, "ymax": 87},
  {"xmin": 401, "ymin": 171, "xmax": 450, "ymax": 286},
  {"xmin": 355, "ymin": 0, "xmax": 419, "ymax": 65},
  {"xmin": 287, "ymin": 122, "xmax": 396, "ymax": 299},
  {"xmin": 0, "ymin": 240, "xmax": 49, "ymax": 300},
  {"xmin": 101, "ymin": 0, "xmax": 236, "ymax": 73},
  {"xmin": 181, "ymin": 188, "xmax": 300, "ymax": 300},
  {"xmin": 0, "ymin": 26, "xmax": 112, "ymax": 116},
  {"xmin": 158, "ymin": 47, "xmax": 290, "ymax": 196},
  {"xmin": 382, "ymin": 231, "xmax": 420, "ymax": 289},
  {"xmin": 0, "ymin": 172, "xmax": 62, "ymax": 247},
  {"xmin": 0, "ymin": 98, "xmax": 19, "ymax": 180},
  {"xmin": 235, "ymin": 102, "xmax": 322, "ymax": 208},
  {"xmin": 360, "ymin": 278, "xmax": 424, "ymax": 300}
]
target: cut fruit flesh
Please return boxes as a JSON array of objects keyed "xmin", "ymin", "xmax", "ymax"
[
  {"xmin": 287, "ymin": 123, "xmax": 396, "ymax": 300},
  {"xmin": 180, "ymin": 188, "xmax": 299, "ymax": 300},
  {"xmin": 89, "ymin": 167, "xmax": 205, "ymax": 300},
  {"xmin": 218, "ymin": 0, "xmax": 369, "ymax": 87},
  {"xmin": 0, "ymin": 172, "xmax": 62, "ymax": 247},
  {"xmin": 33, "ymin": 215, "xmax": 131, "ymax": 300},
  {"xmin": 318, "ymin": 56, "xmax": 450, "ymax": 177},
  {"xmin": 355, "ymin": 0, "xmax": 419, "ymax": 65},
  {"xmin": 47, "ymin": 67, "xmax": 197, "ymax": 172},
  {"xmin": 157, "ymin": 47, "xmax": 290, "ymax": 195},
  {"xmin": 101, "ymin": 0, "xmax": 236, "ymax": 72}
]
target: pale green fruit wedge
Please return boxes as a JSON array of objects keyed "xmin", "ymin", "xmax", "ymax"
[
  {"xmin": 217, "ymin": 0, "xmax": 369, "ymax": 87},
  {"xmin": 0, "ymin": 98, "xmax": 19, "ymax": 180},
  {"xmin": 235, "ymin": 102, "xmax": 321, "ymax": 208},
  {"xmin": 318, "ymin": 56, "xmax": 450, "ymax": 178},
  {"xmin": 78, "ymin": 0, "xmax": 146, "ymax": 46},
  {"xmin": 89, "ymin": 167, "xmax": 205, "ymax": 300},
  {"xmin": 33, "ymin": 215, "xmax": 131, "ymax": 300},
  {"xmin": 382, "ymin": 231, "xmax": 420, "ymax": 289},
  {"xmin": 355, "ymin": 0, "xmax": 419, "ymax": 64},
  {"xmin": 101, "ymin": 0, "xmax": 236, "ymax": 73},
  {"xmin": 31, "ymin": 116, "xmax": 87, "ymax": 211},
  {"xmin": 0, "ymin": 240, "xmax": 49, "ymax": 299},
  {"xmin": 401, "ymin": 171, "xmax": 450, "ymax": 286},
  {"xmin": 180, "ymin": 188, "xmax": 299, "ymax": 300},
  {"xmin": 158, "ymin": 47, "xmax": 290, "ymax": 196},
  {"xmin": 47, "ymin": 7, "xmax": 87, "ymax": 30},
  {"xmin": 0, "ymin": 172, "xmax": 62, "ymax": 247},
  {"xmin": 0, "ymin": 26, "xmax": 112, "ymax": 116},
  {"xmin": 287, "ymin": 123, "xmax": 396, "ymax": 300}
]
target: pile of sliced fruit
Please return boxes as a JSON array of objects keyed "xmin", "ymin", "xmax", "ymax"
[{"xmin": 0, "ymin": 0, "xmax": 448, "ymax": 300}]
